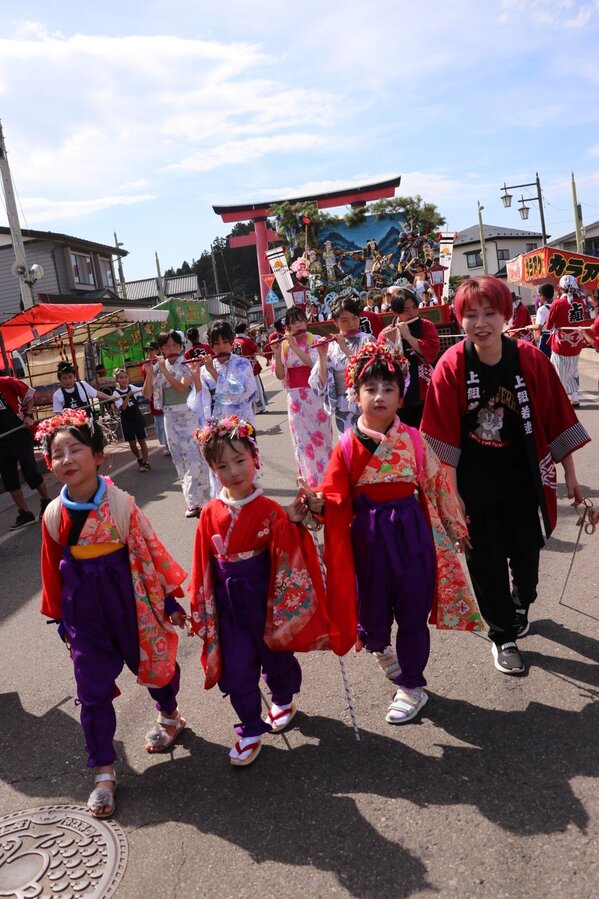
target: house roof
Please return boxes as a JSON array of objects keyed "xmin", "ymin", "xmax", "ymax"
[
  {"xmin": 124, "ymin": 274, "xmax": 200, "ymax": 302},
  {"xmin": 455, "ymin": 224, "xmax": 543, "ymax": 247},
  {"xmin": 0, "ymin": 226, "xmax": 128, "ymax": 257},
  {"xmin": 549, "ymin": 219, "xmax": 599, "ymax": 246}
]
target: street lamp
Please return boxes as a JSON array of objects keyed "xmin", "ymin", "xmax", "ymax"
[{"xmin": 499, "ymin": 173, "xmax": 547, "ymax": 245}]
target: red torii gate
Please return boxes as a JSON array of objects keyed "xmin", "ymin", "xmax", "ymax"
[{"xmin": 213, "ymin": 176, "xmax": 401, "ymax": 325}]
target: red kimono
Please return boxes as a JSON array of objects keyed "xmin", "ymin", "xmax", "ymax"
[
  {"xmin": 188, "ymin": 493, "xmax": 347, "ymax": 689},
  {"xmin": 421, "ymin": 340, "xmax": 591, "ymax": 537}
]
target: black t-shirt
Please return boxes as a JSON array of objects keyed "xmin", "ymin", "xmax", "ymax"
[
  {"xmin": 458, "ymin": 354, "xmax": 528, "ymax": 488},
  {"xmin": 113, "ymin": 387, "xmax": 143, "ymax": 423}
]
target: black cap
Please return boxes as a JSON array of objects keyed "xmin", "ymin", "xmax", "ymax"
[{"xmin": 144, "ymin": 340, "xmax": 159, "ymax": 350}]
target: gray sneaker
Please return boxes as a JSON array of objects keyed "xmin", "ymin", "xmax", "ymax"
[
  {"xmin": 492, "ymin": 641, "xmax": 525, "ymax": 675},
  {"xmin": 514, "ymin": 607, "xmax": 530, "ymax": 638}
]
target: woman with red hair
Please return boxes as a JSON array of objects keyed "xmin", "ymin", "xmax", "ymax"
[{"xmin": 421, "ymin": 276, "xmax": 590, "ymax": 676}]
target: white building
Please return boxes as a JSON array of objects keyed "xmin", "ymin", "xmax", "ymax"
[{"xmin": 452, "ymin": 224, "xmax": 543, "ymax": 303}]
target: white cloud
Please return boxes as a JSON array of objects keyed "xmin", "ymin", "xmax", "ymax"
[
  {"xmin": 20, "ymin": 193, "xmax": 156, "ymax": 225},
  {"xmin": 171, "ymin": 134, "xmax": 327, "ymax": 174},
  {"xmin": 499, "ymin": 0, "xmax": 596, "ymax": 28}
]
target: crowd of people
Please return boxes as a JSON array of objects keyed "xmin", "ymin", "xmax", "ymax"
[{"xmin": 0, "ymin": 273, "xmax": 597, "ymax": 818}]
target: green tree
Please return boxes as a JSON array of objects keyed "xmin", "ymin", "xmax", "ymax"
[{"xmin": 369, "ymin": 196, "xmax": 446, "ymax": 234}]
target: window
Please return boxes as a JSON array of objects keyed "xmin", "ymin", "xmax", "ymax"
[
  {"xmin": 99, "ymin": 257, "xmax": 115, "ymax": 288},
  {"xmin": 71, "ymin": 252, "xmax": 95, "ymax": 286},
  {"xmin": 497, "ymin": 249, "xmax": 511, "ymax": 262},
  {"xmin": 525, "ymin": 242, "xmax": 538, "ymax": 252},
  {"xmin": 466, "ymin": 251, "xmax": 482, "ymax": 269}
]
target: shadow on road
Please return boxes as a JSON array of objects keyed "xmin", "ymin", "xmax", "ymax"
[{"xmin": 3, "ymin": 661, "xmax": 599, "ymax": 897}]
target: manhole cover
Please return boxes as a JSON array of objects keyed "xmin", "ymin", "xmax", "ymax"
[{"xmin": 0, "ymin": 805, "xmax": 128, "ymax": 898}]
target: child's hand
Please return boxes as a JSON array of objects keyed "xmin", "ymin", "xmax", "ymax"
[
  {"xmin": 456, "ymin": 535, "xmax": 472, "ymax": 553},
  {"xmin": 297, "ymin": 477, "xmax": 324, "ymax": 514},
  {"xmin": 169, "ymin": 611, "xmax": 188, "ymax": 629},
  {"xmin": 287, "ymin": 492, "xmax": 307, "ymax": 523}
]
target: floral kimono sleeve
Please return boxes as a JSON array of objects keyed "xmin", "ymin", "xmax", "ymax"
[
  {"xmin": 130, "ymin": 505, "xmax": 187, "ymax": 597},
  {"xmin": 420, "ymin": 439, "xmax": 469, "ymax": 543},
  {"xmin": 264, "ymin": 511, "xmax": 333, "ymax": 653}
]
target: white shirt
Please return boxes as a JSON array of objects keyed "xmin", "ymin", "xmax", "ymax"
[
  {"xmin": 52, "ymin": 380, "xmax": 98, "ymax": 413},
  {"xmin": 112, "ymin": 384, "xmax": 144, "ymax": 409},
  {"xmin": 535, "ymin": 303, "xmax": 550, "ymax": 332}
]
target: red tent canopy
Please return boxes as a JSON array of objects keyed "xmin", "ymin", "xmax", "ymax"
[{"xmin": 0, "ymin": 303, "xmax": 103, "ymax": 353}]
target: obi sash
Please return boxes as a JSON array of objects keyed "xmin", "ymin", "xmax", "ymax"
[{"xmin": 286, "ymin": 366, "xmax": 311, "ymax": 389}]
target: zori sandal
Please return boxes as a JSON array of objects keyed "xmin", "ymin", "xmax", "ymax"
[
  {"xmin": 374, "ymin": 646, "xmax": 401, "ymax": 681},
  {"xmin": 145, "ymin": 710, "xmax": 186, "ymax": 753},
  {"xmin": 229, "ymin": 738, "xmax": 262, "ymax": 767},
  {"xmin": 385, "ymin": 687, "xmax": 428, "ymax": 725},
  {"xmin": 88, "ymin": 771, "xmax": 116, "ymax": 819},
  {"xmin": 265, "ymin": 703, "xmax": 297, "ymax": 733}
]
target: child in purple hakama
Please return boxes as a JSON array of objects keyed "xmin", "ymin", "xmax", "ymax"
[
  {"xmin": 39, "ymin": 409, "xmax": 188, "ymax": 818},
  {"xmin": 305, "ymin": 343, "xmax": 482, "ymax": 726},
  {"xmin": 188, "ymin": 416, "xmax": 337, "ymax": 767}
]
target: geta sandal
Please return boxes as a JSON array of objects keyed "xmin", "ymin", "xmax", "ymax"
[
  {"xmin": 229, "ymin": 739, "xmax": 262, "ymax": 766},
  {"xmin": 265, "ymin": 703, "xmax": 297, "ymax": 734}
]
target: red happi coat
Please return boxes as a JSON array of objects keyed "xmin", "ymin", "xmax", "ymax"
[
  {"xmin": 233, "ymin": 335, "xmax": 262, "ymax": 376},
  {"xmin": 188, "ymin": 493, "xmax": 346, "ymax": 689},
  {"xmin": 378, "ymin": 317, "xmax": 440, "ymax": 401},
  {"xmin": 319, "ymin": 421, "xmax": 483, "ymax": 634},
  {"xmin": 506, "ymin": 302, "xmax": 535, "ymax": 343},
  {"xmin": 421, "ymin": 340, "xmax": 591, "ymax": 537},
  {"xmin": 547, "ymin": 295, "xmax": 588, "ymax": 356}
]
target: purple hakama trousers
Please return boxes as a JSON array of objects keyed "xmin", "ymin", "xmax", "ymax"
[
  {"xmin": 213, "ymin": 552, "xmax": 301, "ymax": 738},
  {"xmin": 59, "ymin": 547, "xmax": 180, "ymax": 767},
  {"xmin": 351, "ymin": 493, "xmax": 436, "ymax": 689}
]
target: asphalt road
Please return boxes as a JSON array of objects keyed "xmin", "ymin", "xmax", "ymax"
[{"xmin": 1, "ymin": 356, "xmax": 598, "ymax": 899}]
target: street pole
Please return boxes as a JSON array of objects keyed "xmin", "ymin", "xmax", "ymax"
[
  {"xmin": 477, "ymin": 202, "xmax": 488, "ymax": 274},
  {"xmin": 114, "ymin": 232, "xmax": 127, "ymax": 300},
  {"xmin": 535, "ymin": 172, "xmax": 548, "ymax": 246},
  {"xmin": 155, "ymin": 251, "xmax": 166, "ymax": 301},
  {"xmin": 571, "ymin": 172, "xmax": 584, "ymax": 253},
  {"xmin": 0, "ymin": 120, "xmax": 35, "ymax": 310}
]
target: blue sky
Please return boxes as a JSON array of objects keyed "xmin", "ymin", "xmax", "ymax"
[{"xmin": 1, "ymin": 0, "xmax": 599, "ymax": 281}]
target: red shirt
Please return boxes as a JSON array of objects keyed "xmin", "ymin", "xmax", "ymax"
[
  {"xmin": 0, "ymin": 375, "xmax": 31, "ymax": 416},
  {"xmin": 184, "ymin": 342, "xmax": 212, "ymax": 360}
]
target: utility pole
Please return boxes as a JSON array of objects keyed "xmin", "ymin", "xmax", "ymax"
[
  {"xmin": 0, "ymin": 120, "xmax": 35, "ymax": 309},
  {"xmin": 155, "ymin": 251, "xmax": 166, "ymax": 302},
  {"xmin": 114, "ymin": 232, "xmax": 127, "ymax": 300},
  {"xmin": 477, "ymin": 201, "xmax": 488, "ymax": 274},
  {"xmin": 571, "ymin": 173, "xmax": 584, "ymax": 253},
  {"xmin": 211, "ymin": 242, "xmax": 221, "ymax": 294}
]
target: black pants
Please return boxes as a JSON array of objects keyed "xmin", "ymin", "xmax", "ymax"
[
  {"xmin": 460, "ymin": 477, "xmax": 544, "ymax": 645},
  {"xmin": 0, "ymin": 431, "xmax": 43, "ymax": 493}
]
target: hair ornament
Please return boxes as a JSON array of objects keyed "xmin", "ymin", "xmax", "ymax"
[
  {"xmin": 345, "ymin": 342, "xmax": 410, "ymax": 401},
  {"xmin": 193, "ymin": 415, "xmax": 260, "ymax": 466},
  {"xmin": 35, "ymin": 408, "xmax": 99, "ymax": 469}
]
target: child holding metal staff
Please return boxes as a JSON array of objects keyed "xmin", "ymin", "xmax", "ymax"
[
  {"xmin": 304, "ymin": 342, "xmax": 482, "ymax": 726},
  {"xmin": 38, "ymin": 409, "xmax": 188, "ymax": 818},
  {"xmin": 421, "ymin": 276, "xmax": 590, "ymax": 676},
  {"xmin": 188, "ymin": 416, "xmax": 349, "ymax": 767}
]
